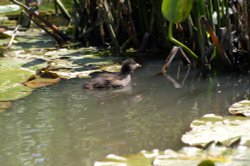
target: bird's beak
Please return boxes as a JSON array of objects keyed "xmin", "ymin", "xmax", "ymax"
[{"xmin": 136, "ymin": 63, "xmax": 142, "ymax": 68}]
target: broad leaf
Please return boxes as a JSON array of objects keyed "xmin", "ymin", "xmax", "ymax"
[
  {"xmin": 228, "ymin": 100, "xmax": 250, "ymax": 116},
  {"xmin": 161, "ymin": 0, "xmax": 193, "ymax": 23},
  {"xmin": 24, "ymin": 77, "xmax": 61, "ymax": 88},
  {"xmin": 0, "ymin": 84, "xmax": 32, "ymax": 101},
  {"xmin": 182, "ymin": 114, "xmax": 250, "ymax": 147},
  {"xmin": 0, "ymin": 68, "xmax": 34, "ymax": 101},
  {"xmin": 96, "ymin": 145, "xmax": 250, "ymax": 166}
]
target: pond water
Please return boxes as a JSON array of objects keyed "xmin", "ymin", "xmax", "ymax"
[{"xmin": 0, "ymin": 59, "xmax": 249, "ymax": 166}]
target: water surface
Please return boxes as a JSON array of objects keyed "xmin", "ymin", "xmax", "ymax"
[{"xmin": 0, "ymin": 59, "xmax": 249, "ymax": 166}]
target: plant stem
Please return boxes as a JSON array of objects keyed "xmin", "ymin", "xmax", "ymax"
[{"xmin": 168, "ymin": 22, "xmax": 198, "ymax": 59}]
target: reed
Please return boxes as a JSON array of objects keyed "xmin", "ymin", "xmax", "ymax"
[
  {"xmin": 71, "ymin": 0, "xmax": 166, "ymax": 52},
  {"xmin": 15, "ymin": 0, "xmax": 248, "ymax": 69}
]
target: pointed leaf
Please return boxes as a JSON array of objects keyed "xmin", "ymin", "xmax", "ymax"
[{"xmin": 161, "ymin": 0, "xmax": 193, "ymax": 23}]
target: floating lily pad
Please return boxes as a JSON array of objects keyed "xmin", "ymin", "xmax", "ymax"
[
  {"xmin": 0, "ymin": 83, "xmax": 33, "ymax": 101},
  {"xmin": 50, "ymin": 59, "xmax": 80, "ymax": 70},
  {"xmin": 100, "ymin": 63, "xmax": 121, "ymax": 72},
  {"xmin": 49, "ymin": 69, "xmax": 100, "ymax": 79},
  {"xmin": 182, "ymin": 114, "xmax": 250, "ymax": 147},
  {"xmin": 0, "ymin": 67, "xmax": 34, "ymax": 101},
  {"xmin": 0, "ymin": 67, "xmax": 34, "ymax": 84},
  {"xmin": 24, "ymin": 77, "xmax": 61, "ymax": 88},
  {"xmin": 47, "ymin": 62, "xmax": 121, "ymax": 79},
  {"xmin": 228, "ymin": 100, "xmax": 250, "ymax": 116},
  {"xmin": 95, "ymin": 150, "xmax": 159, "ymax": 166},
  {"xmin": 95, "ymin": 145, "xmax": 250, "ymax": 166},
  {"xmin": 0, "ymin": 56, "xmax": 34, "ymax": 69},
  {"xmin": 154, "ymin": 145, "xmax": 250, "ymax": 166},
  {"xmin": 0, "ymin": 38, "xmax": 9, "ymax": 47},
  {"xmin": 0, "ymin": 31, "xmax": 11, "ymax": 39},
  {"xmin": 85, "ymin": 61, "xmax": 114, "ymax": 67}
]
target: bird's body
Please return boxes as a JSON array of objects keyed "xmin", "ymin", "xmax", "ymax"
[{"xmin": 83, "ymin": 59, "xmax": 141, "ymax": 89}]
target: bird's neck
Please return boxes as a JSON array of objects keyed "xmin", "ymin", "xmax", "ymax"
[{"xmin": 120, "ymin": 74, "xmax": 131, "ymax": 86}]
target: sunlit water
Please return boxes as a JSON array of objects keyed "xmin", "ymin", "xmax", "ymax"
[{"xmin": 0, "ymin": 59, "xmax": 249, "ymax": 166}]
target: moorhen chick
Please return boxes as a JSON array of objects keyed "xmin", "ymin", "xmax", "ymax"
[{"xmin": 83, "ymin": 59, "xmax": 141, "ymax": 89}]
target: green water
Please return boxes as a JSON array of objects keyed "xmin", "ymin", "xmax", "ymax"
[{"xmin": 0, "ymin": 59, "xmax": 249, "ymax": 166}]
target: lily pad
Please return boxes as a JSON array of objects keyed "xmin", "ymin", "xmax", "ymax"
[
  {"xmin": 0, "ymin": 31, "xmax": 11, "ymax": 39},
  {"xmin": 50, "ymin": 59, "xmax": 80, "ymax": 70},
  {"xmin": 154, "ymin": 145, "xmax": 250, "ymax": 166},
  {"xmin": 47, "ymin": 63, "xmax": 122, "ymax": 79},
  {"xmin": 96, "ymin": 145, "xmax": 250, "ymax": 166},
  {"xmin": 24, "ymin": 77, "xmax": 61, "ymax": 88},
  {"xmin": 95, "ymin": 150, "xmax": 159, "ymax": 166},
  {"xmin": 49, "ymin": 69, "xmax": 100, "ymax": 79},
  {"xmin": 0, "ymin": 67, "xmax": 34, "ymax": 84},
  {"xmin": 228, "ymin": 100, "xmax": 250, "ymax": 116},
  {"xmin": 100, "ymin": 63, "xmax": 121, "ymax": 72},
  {"xmin": 181, "ymin": 114, "xmax": 250, "ymax": 147},
  {"xmin": 0, "ymin": 67, "xmax": 34, "ymax": 101},
  {"xmin": 0, "ymin": 56, "xmax": 35, "ymax": 69},
  {"xmin": 0, "ymin": 83, "xmax": 33, "ymax": 101}
]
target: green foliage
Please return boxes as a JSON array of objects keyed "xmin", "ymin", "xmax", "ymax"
[
  {"xmin": 161, "ymin": 0, "xmax": 193, "ymax": 23},
  {"xmin": 228, "ymin": 100, "xmax": 250, "ymax": 117},
  {"xmin": 97, "ymin": 143, "xmax": 250, "ymax": 165},
  {"xmin": 0, "ymin": 68, "xmax": 34, "ymax": 101},
  {"xmin": 182, "ymin": 114, "xmax": 250, "ymax": 147},
  {"xmin": 161, "ymin": 0, "xmax": 198, "ymax": 60}
]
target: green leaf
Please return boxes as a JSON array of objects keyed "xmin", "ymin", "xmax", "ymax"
[
  {"xmin": 182, "ymin": 114, "xmax": 250, "ymax": 147},
  {"xmin": 0, "ymin": 83, "xmax": 32, "ymax": 101},
  {"xmin": 161, "ymin": 0, "xmax": 193, "ymax": 23},
  {"xmin": 0, "ymin": 68, "xmax": 34, "ymax": 85},
  {"xmin": 0, "ymin": 68, "xmax": 34, "ymax": 101},
  {"xmin": 24, "ymin": 77, "xmax": 61, "ymax": 88},
  {"xmin": 96, "ymin": 145, "xmax": 250, "ymax": 166},
  {"xmin": 0, "ymin": 5, "xmax": 20, "ymax": 14},
  {"xmin": 228, "ymin": 100, "xmax": 250, "ymax": 116},
  {"xmin": 0, "ymin": 32, "xmax": 11, "ymax": 39}
]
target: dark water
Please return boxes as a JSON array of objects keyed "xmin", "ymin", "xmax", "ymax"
[{"xmin": 0, "ymin": 59, "xmax": 249, "ymax": 166}]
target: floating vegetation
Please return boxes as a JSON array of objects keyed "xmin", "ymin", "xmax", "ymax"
[
  {"xmin": 0, "ymin": 65, "xmax": 34, "ymax": 101},
  {"xmin": 181, "ymin": 114, "xmax": 250, "ymax": 147},
  {"xmin": 228, "ymin": 100, "xmax": 250, "ymax": 117},
  {"xmin": 96, "ymin": 143, "xmax": 250, "ymax": 166},
  {"xmin": 0, "ymin": 29, "xmax": 125, "ymax": 105},
  {"xmin": 24, "ymin": 76, "xmax": 61, "ymax": 88}
]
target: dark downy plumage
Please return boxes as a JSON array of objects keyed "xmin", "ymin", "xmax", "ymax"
[{"xmin": 83, "ymin": 59, "xmax": 141, "ymax": 89}]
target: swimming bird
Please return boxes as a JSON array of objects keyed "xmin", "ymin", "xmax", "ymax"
[{"xmin": 83, "ymin": 59, "xmax": 141, "ymax": 89}]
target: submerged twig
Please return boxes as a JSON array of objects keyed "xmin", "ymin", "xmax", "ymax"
[
  {"xmin": 161, "ymin": 46, "xmax": 192, "ymax": 73},
  {"xmin": 163, "ymin": 73, "xmax": 182, "ymax": 88},
  {"xmin": 163, "ymin": 64, "xmax": 191, "ymax": 88}
]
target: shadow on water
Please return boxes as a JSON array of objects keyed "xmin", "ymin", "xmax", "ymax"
[{"xmin": 0, "ymin": 59, "xmax": 249, "ymax": 166}]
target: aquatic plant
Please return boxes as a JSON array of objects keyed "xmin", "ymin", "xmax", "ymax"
[
  {"xmin": 2, "ymin": 0, "xmax": 249, "ymax": 70},
  {"xmin": 69, "ymin": 0, "xmax": 249, "ymax": 70}
]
